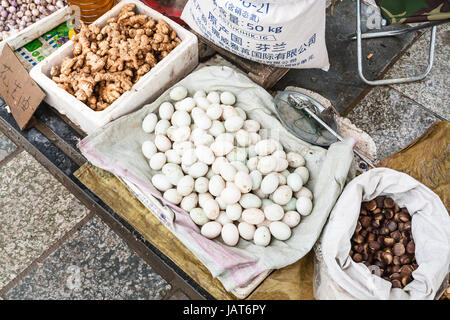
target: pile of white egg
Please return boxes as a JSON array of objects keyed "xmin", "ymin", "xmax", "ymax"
[{"xmin": 141, "ymin": 86, "xmax": 314, "ymax": 247}]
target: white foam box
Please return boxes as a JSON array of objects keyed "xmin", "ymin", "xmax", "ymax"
[{"xmin": 30, "ymin": 0, "xmax": 198, "ymax": 134}]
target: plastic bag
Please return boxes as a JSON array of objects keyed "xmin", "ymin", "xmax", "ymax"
[
  {"xmin": 181, "ymin": 0, "xmax": 330, "ymax": 70},
  {"xmin": 314, "ymin": 168, "xmax": 450, "ymax": 300}
]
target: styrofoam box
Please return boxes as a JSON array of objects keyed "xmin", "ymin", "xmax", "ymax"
[{"xmin": 30, "ymin": 0, "xmax": 198, "ymax": 134}]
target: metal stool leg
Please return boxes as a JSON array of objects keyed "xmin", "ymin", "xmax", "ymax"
[{"xmin": 356, "ymin": 0, "xmax": 437, "ymax": 86}]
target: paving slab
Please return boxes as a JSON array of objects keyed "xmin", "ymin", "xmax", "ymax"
[
  {"xmin": 273, "ymin": 0, "xmax": 418, "ymax": 115},
  {"xmin": 383, "ymin": 24, "xmax": 450, "ymax": 121},
  {"xmin": 5, "ymin": 216, "xmax": 172, "ymax": 300},
  {"xmin": 0, "ymin": 152, "xmax": 89, "ymax": 289},
  {"xmin": 0, "ymin": 131, "xmax": 16, "ymax": 162},
  {"xmin": 346, "ymin": 86, "xmax": 440, "ymax": 161}
]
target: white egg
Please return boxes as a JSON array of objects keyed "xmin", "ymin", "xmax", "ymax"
[
  {"xmin": 220, "ymin": 91, "xmax": 236, "ymax": 105},
  {"xmin": 234, "ymin": 171, "xmax": 253, "ymax": 193},
  {"xmin": 246, "ymin": 157, "xmax": 258, "ymax": 171},
  {"xmin": 194, "ymin": 177, "xmax": 209, "ymax": 194},
  {"xmin": 166, "ymin": 126, "xmax": 177, "ymax": 141},
  {"xmin": 195, "ymin": 97, "xmax": 210, "ymax": 110},
  {"xmin": 177, "ymin": 97, "xmax": 196, "ymax": 112},
  {"xmin": 295, "ymin": 187, "xmax": 313, "ymax": 200},
  {"xmin": 159, "ymin": 102, "xmax": 174, "ymax": 120},
  {"xmin": 287, "ymin": 152, "xmax": 305, "ymax": 168},
  {"xmin": 201, "ymin": 221, "xmax": 222, "ymax": 239},
  {"xmin": 253, "ymin": 188, "xmax": 269, "ymax": 199},
  {"xmin": 165, "ymin": 149, "xmax": 181, "ymax": 164},
  {"xmin": 162, "ymin": 163, "xmax": 184, "ymax": 185},
  {"xmin": 294, "ymin": 166, "xmax": 310, "ymax": 184},
  {"xmin": 261, "ymin": 199, "xmax": 273, "ymax": 210},
  {"xmin": 177, "ymin": 175, "xmax": 195, "ymax": 196},
  {"xmin": 190, "ymin": 208, "xmax": 209, "ymax": 226},
  {"xmin": 210, "ymin": 141, "xmax": 234, "ymax": 157},
  {"xmin": 272, "ymin": 185, "xmax": 293, "ymax": 206},
  {"xmin": 170, "ymin": 86, "xmax": 188, "ymax": 101},
  {"xmin": 163, "ymin": 188, "xmax": 182, "ymax": 204},
  {"xmin": 194, "ymin": 114, "xmax": 212, "ymax": 130},
  {"xmin": 224, "ymin": 116, "xmax": 244, "ymax": 132},
  {"xmin": 193, "ymin": 90, "xmax": 206, "ymax": 99},
  {"xmin": 195, "ymin": 145, "xmax": 215, "ymax": 165},
  {"xmin": 226, "ymin": 203, "xmax": 242, "ymax": 221},
  {"xmin": 203, "ymin": 199, "xmax": 220, "ymax": 220},
  {"xmin": 220, "ymin": 184, "xmax": 241, "ymax": 204},
  {"xmin": 253, "ymin": 226, "xmax": 271, "ymax": 246},
  {"xmin": 263, "ymin": 203, "xmax": 285, "ymax": 221},
  {"xmin": 274, "ymin": 158, "xmax": 289, "ymax": 172},
  {"xmin": 272, "ymin": 150, "xmax": 286, "ymax": 159},
  {"xmin": 208, "ymin": 175, "xmax": 225, "ymax": 197},
  {"xmin": 171, "ymin": 126, "xmax": 191, "ymax": 142},
  {"xmin": 277, "ymin": 173, "xmax": 287, "ymax": 185},
  {"xmin": 155, "ymin": 119, "xmax": 171, "ymax": 135},
  {"xmin": 221, "ymin": 105, "xmax": 239, "ymax": 120},
  {"xmin": 231, "ymin": 161, "xmax": 249, "ymax": 174},
  {"xmin": 221, "ymin": 223, "xmax": 239, "ymax": 246},
  {"xmin": 173, "ymin": 141, "xmax": 194, "ymax": 155},
  {"xmin": 296, "ymin": 196, "xmax": 313, "ymax": 216},
  {"xmin": 282, "ymin": 211, "xmax": 301, "ymax": 228},
  {"xmin": 260, "ymin": 173, "xmax": 279, "ymax": 194},
  {"xmin": 257, "ymin": 156, "xmax": 277, "ymax": 174},
  {"xmin": 243, "ymin": 120, "xmax": 260, "ymax": 132},
  {"xmin": 287, "ymin": 173, "xmax": 303, "ymax": 192},
  {"xmin": 208, "ymin": 120, "xmax": 225, "ymax": 137},
  {"xmin": 216, "ymin": 196, "xmax": 227, "ymax": 210},
  {"xmin": 217, "ymin": 211, "xmax": 232, "ymax": 225},
  {"xmin": 255, "ymin": 139, "xmax": 278, "ymax": 156},
  {"xmin": 235, "ymin": 129, "xmax": 251, "ymax": 147},
  {"xmin": 283, "ymin": 198, "xmax": 297, "ymax": 212},
  {"xmin": 181, "ymin": 148, "xmax": 197, "ymax": 166},
  {"xmin": 206, "ymin": 104, "xmax": 222, "ymax": 120},
  {"xmin": 142, "ymin": 140, "xmax": 157, "ymax": 159},
  {"xmin": 192, "ymin": 132, "xmax": 214, "ymax": 146},
  {"xmin": 235, "ymin": 107, "xmax": 247, "ymax": 120},
  {"xmin": 212, "ymin": 157, "xmax": 228, "ymax": 174},
  {"xmin": 219, "ymin": 162, "xmax": 237, "ymax": 182},
  {"xmin": 269, "ymin": 221, "xmax": 292, "ymax": 241},
  {"xmin": 154, "ymin": 135, "xmax": 172, "ymax": 152},
  {"xmin": 242, "ymin": 208, "xmax": 265, "ymax": 225},
  {"xmin": 151, "ymin": 174, "xmax": 172, "ymax": 192},
  {"xmin": 149, "ymin": 152, "xmax": 166, "ymax": 171},
  {"xmin": 198, "ymin": 192, "xmax": 213, "ymax": 208},
  {"xmin": 142, "ymin": 113, "xmax": 158, "ymax": 133},
  {"xmin": 180, "ymin": 193, "xmax": 198, "ymax": 212},
  {"xmin": 207, "ymin": 91, "xmax": 221, "ymax": 104},
  {"xmin": 238, "ymin": 222, "xmax": 256, "ymax": 241},
  {"xmin": 249, "ymin": 170, "xmax": 262, "ymax": 190},
  {"xmin": 249, "ymin": 133, "xmax": 261, "ymax": 145},
  {"xmin": 239, "ymin": 193, "xmax": 262, "ymax": 209},
  {"xmin": 226, "ymin": 148, "xmax": 247, "ymax": 163},
  {"xmin": 171, "ymin": 110, "xmax": 191, "ymax": 127},
  {"xmin": 188, "ymin": 162, "xmax": 209, "ymax": 178},
  {"xmin": 216, "ymin": 133, "xmax": 235, "ymax": 144}
]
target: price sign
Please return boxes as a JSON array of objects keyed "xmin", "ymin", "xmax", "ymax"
[{"xmin": 0, "ymin": 43, "xmax": 45, "ymax": 130}]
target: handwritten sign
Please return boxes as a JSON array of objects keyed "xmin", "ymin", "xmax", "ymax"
[{"xmin": 0, "ymin": 43, "xmax": 45, "ymax": 130}]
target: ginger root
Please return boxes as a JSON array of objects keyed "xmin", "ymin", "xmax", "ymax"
[{"xmin": 51, "ymin": 3, "xmax": 181, "ymax": 111}]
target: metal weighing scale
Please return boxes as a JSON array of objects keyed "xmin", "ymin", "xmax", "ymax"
[{"xmin": 274, "ymin": 90, "xmax": 375, "ymax": 168}]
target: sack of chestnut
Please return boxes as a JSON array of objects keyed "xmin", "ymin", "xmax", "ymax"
[{"xmin": 313, "ymin": 168, "xmax": 450, "ymax": 300}]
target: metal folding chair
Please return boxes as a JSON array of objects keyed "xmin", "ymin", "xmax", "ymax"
[{"xmin": 353, "ymin": 0, "xmax": 450, "ymax": 85}]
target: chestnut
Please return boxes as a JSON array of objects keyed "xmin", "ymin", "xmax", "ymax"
[
  {"xmin": 382, "ymin": 252, "xmax": 393, "ymax": 265},
  {"xmin": 387, "ymin": 221, "xmax": 398, "ymax": 232},
  {"xmin": 383, "ymin": 237, "xmax": 395, "ymax": 247},
  {"xmin": 384, "ymin": 197, "xmax": 395, "ymax": 209},
  {"xmin": 393, "ymin": 243, "xmax": 406, "ymax": 256},
  {"xmin": 365, "ymin": 200, "xmax": 377, "ymax": 211},
  {"xmin": 353, "ymin": 253, "xmax": 363, "ymax": 262}
]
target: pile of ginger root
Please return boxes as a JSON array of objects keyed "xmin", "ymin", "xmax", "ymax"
[{"xmin": 51, "ymin": 4, "xmax": 181, "ymax": 111}]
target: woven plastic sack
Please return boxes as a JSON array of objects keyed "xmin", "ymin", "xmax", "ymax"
[{"xmin": 181, "ymin": 0, "xmax": 330, "ymax": 70}]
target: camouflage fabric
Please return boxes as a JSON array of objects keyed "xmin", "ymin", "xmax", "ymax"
[{"xmin": 375, "ymin": 0, "xmax": 450, "ymax": 24}]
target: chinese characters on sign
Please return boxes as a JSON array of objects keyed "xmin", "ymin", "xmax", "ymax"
[
  {"xmin": 182, "ymin": 0, "xmax": 321, "ymax": 68},
  {"xmin": 0, "ymin": 44, "xmax": 45, "ymax": 130}
]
